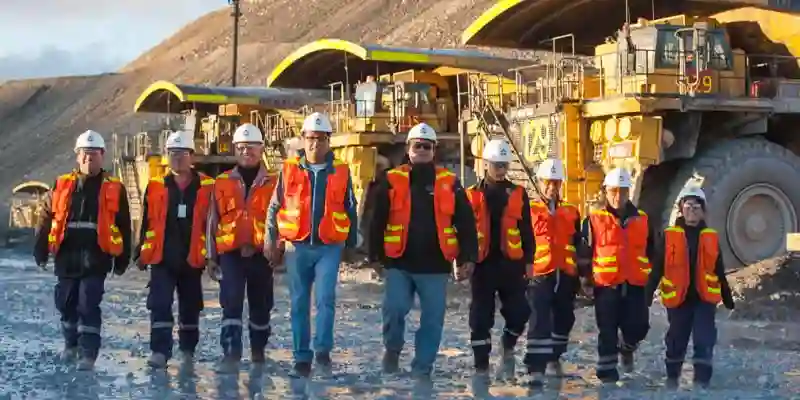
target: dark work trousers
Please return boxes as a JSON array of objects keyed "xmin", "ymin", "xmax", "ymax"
[
  {"xmin": 665, "ymin": 301, "xmax": 717, "ymax": 383},
  {"xmin": 523, "ymin": 271, "xmax": 578, "ymax": 373},
  {"xmin": 54, "ymin": 274, "xmax": 106, "ymax": 359},
  {"xmin": 219, "ymin": 252, "xmax": 274, "ymax": 358},
  {"xmin": 469, "ymin": 264, "xmax": 529, "ymax": 368},
  {"xmin": 147, "ymin": 264, "xmax": 204, "ymax": 359},
  {"xmin": 593, "ymin": 284, "xmax": 650, "ymax": 381}
]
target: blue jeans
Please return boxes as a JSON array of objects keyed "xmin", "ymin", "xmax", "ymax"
[
  {"xmin": 284, "ymin": 242, "xmax": 343, "ymax": 363},
  {"xmin": 54, "ymin": 274, "xmax": 106, "ymax": 359},
  {"xmin": 382, "ymin": 268, "xmax": 449, "ymax": 375},
  {"xmin": 665, "ymin": 300, "xmax": 717, "ymax": 382}
]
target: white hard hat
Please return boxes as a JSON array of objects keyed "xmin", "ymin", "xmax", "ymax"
[
  {"xmin": 536, "ymin": 158, "xmax": 565, "ymax": 180},
  {"xmin": 482, "ymin": 139, "xmax": 513, "ymax": 163},
  {"xmin": 678, "ymin": 185, "xmax": 706, "ymax": 201},
  {"xmin": 407, "ymin": 122, "xmax": 437, "ymax": 143},
  {"xmin": 302, "ymin": 112, "xmax": 333, "ymax": 133},
  {"xmin": 233, "ymin": 123, "xmax": 264, "ymax": 144},
  {"xmin": 603, "ymin": 167, "xmax": 632, "ymax": 188},
  {"xmin": 74, "ymin": 130, "xmax": 105, "ymax": 152},
  {"xmin": 165, "ymin": 130, "xmax": 194, "ymax": 151}
]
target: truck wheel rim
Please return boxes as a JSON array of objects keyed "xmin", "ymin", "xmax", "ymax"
[{"xmin": 726, "ymin": 183, "xmax": 797, "ymax": 265}]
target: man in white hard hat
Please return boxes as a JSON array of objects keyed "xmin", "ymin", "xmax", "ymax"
[
  {"xmin": 265, "ymin": 112, "xmax": 358, "ymax": 377},
  {"xmin": 206, "ymin": 123, "xmax": 277, "ymax": 372},
  {"xmin": 133, "ymin": 131, "xmax": 215, "ymax": 368},
  {"xmin": 33, "ymin": 129, "xmax": 132, "ymax": 370},
  {"xmin": 579, "ymin": 167, "xmax": 657, "ymax": 383},
  {"xmin": 464, "ymin": 138, "xmax": 534, "ymax": 377},
  {"xmin": 645, "ymin": 186, "xmax": 733, "ymax": 388},
  {"xmin": 368, "ymin": 122, "xmax": 478, "ymax": 379},
  {"xmin": 523, "ymin": 158, "xmax": 582, "ymax": 386}
]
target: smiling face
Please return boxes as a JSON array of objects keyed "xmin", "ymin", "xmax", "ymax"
[
  {"xmin": 605, "ymin": 186, "xmax": 630, "ymax": 209},
  {"xmin": 236, "ymin": 142, "xmax": 263, "ymax": 168},
  {"xmin": 167, "ymin": 149, "xmax": 193, "ymax": 173},
  {"xmin": 681, "ymin": 197, "xmax": 706, "ymax": 225},
  {"xmin": 539, "ymin": 179, "xmax": 562, "ymax": 201},
  {"xmin": 303, "ymin": 130, "xmax": 330, "ymax": 163},
  {"xmin": 76, "ymin": 148, "xmax": 104, "ymax": 175},
  {"xmin": 408, "ymin": 139, "xmax": 435, "ymax": 164}
]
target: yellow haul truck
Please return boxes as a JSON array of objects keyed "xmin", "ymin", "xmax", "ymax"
[{"xmin": 461, "ymin": 0, "xmax": 800, "ymax": 269}]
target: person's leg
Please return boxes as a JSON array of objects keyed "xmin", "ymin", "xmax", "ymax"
[
  {"xmin": 691, "ymin": 302, "xmax": 718, "ymax": 386},
  {"xmin": 469, "ymin": 268, "xmax": 497, "ymax": 371},
  {"xmin": 246, "ymin": 255, "xmax": 274, "ymax": 362},
  {"xmin": 593, "ymin": 286, "xmax": 621, "ymax": 382},
  {"xmin": 76, "ymin": 274, "xmax": 106, "ymax": 370},
  {"xmin": 551, "ymin": 274, "xmax": 578, "ymax": 364},
  {"xmin": 285, "ymin": 243, "xmax": 318, "ymax": 373},
  {"xmin": 618, "ymin": 285, "xmax": 651, "ymax": 373},
  {"xmin": 219, "ymin": 253, "xmax": 246, "ymax": 362},
  {"xmin": 664, "ymin": 303, "xmax": 693, "ymax": 383},
  {"xmin": 312, "ymin": 244, "xmax": 343, "ymax": 365},
  {"xmin": 381, "ymin": 268, "xmax": 414, "ymax": 373},
  {"xmin": 54, "ymin": 277, "xmax": 80, "ymax": 361},
  {"xmin": 496, "ymin": 273, "xmax": 529, "ymax": 372},
  {"xmin": 176, "ymin": 267, "xmax": 204, "ymax": 360},
  {"xmin": 409, "ymin": 273, "xmax": 449, "ymax": 377},
  {"xmin": 147, "ymin": 266, "xmax": 178, "ymax": 366},
  {"xmin": 523, "ymin": 275, "xmax": 556, "ymax": 379}
]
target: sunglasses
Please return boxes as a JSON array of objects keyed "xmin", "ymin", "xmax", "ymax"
[
  {"xmin": 412, "ymin": 142, "xmax": 433, "ymax": 151},
  {"xmin": 490, "ymin": 162, "xmax": 509, "ymax": 169},
  {"xmin": 303, "ymin": 135, "xmax": 329, "ymax": 142},
  {"xmin": 682, "ymin": 203, "xmax": 704, "ymax": 211}
]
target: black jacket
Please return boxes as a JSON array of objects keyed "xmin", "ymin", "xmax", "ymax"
[
  {"xmin": 133, "ymin": 172, "xmax": 202, "ymax": 269},
  {"xmin": 577, "ymin": 201, "xmax": 657, "ymax": 279},
  {"xmin": 33, "ymin": 170, "xmax": 132, "ymax": 278},
  {"xmin": 645, "ymin": 217, "xmax": 734, "ymax": 307},
  {"xmin": 368, "ymin": 163, "xmax": 478, "ymax": 274},
  {"xmin": 471, "ymin": 178, "xmax": 534, "ymax": 269}
]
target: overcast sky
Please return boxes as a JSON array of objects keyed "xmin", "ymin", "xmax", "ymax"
[{"xmin": 0, "ymin": 0, "xmax": 228, "ymax": 81}]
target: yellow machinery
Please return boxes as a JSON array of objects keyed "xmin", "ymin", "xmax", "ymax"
[
  {"xmin": 461, "ymin": 0, "xmax": 800, "ymax": 269},
  {"xmin": 2, "ymin": 181, "xmax": 50, "ymax": 247}
]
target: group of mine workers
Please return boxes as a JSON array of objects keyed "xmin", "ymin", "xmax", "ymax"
[{"xmin": 32, "ymin": 112, "xmax": 735, "ymax": 388}]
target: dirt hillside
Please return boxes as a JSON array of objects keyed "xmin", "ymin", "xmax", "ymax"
[{"xmin": 0, "ymin": 0, "xmax": 499, "ymax": 226}]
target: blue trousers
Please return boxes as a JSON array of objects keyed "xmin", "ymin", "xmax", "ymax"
[
  {"xmin": 382, "ymin": 268, "xmax": 449, "ymax": 375},
  {"xmin": 665, "ymin": 300, "xmax": 717, "ymax": 382},
  {"xmin": 219, "ymin": 252, "xmax": 274, "ymax": 358},
  {"xmin": 284, "ymin": 243, "xmax": 343, "ymax": 363},
  {"xmin": 524, "ymin": 272, "xmax": 578, "ymax": 373},
  {"xmin": 593, "ymin": 284, "xmax": 650, "ymax": 381},
  {"xmin": 147, "ymin": 265, "xmax": 204, "ymax": 358},
  {"xmin": 54, "ymin": 274, "xmax": 106, "ymax": 359}
]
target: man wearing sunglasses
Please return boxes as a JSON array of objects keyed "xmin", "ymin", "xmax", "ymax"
[
  {"xmin": 579, "ymin": 167, "xmax": 657, "ymax": 383},
  {"xmin": 206, "ymin": 123, "xmax": 277, "ymax": 373},
  {"xmin": 645, "ymin": 186, "xmax": 734, "ymax": 388},
  {"xmin": 524, "ymin": 158, "xmax": 582, "ymax": 386},
  {"xmin": 465, "ymin": 138, "xmax": 534, "ymax": 377},
  {"xmin": 135, "ymin": 130, "xmax": 215, "ymax": 369},
  {"xmin": 368, "ymin": 122, "xmax": 478, "ymax": 379},
  {"xmin": 265, "ymin": 112, "xmax": 358, "ymax": 378},
  {"xmin": 33, "ymin": 130, "xmax": 132, "ymax": 370}
]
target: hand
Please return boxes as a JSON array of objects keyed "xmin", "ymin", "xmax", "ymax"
[
  {"xmin": 37, "ymin": 261, "xmax": 48, "ymax": 271},
  {"xmin": 723, "ymin": 298, "xmax": 735, "ymax": 310},
  {"xmin": 578, "ymin": 277, "xmax": 594, "ymax": 300},
  {"xmin": 136, "ymin": 258, "xmax": 148, "ymax": 271},
  {"xmin": 113, "ymin": 265, "xmax": 126, "ymax": 276},
  {"xmin": 206, "ymin": 259, "xmax": 221, "ymax": 282},
  {"xmin": 264, "ymin": 241, "xmax": 284, "ymax": 264},
  {"xmin": 454, "ymin": 262, "xmax": 475, "ymax": 281}
]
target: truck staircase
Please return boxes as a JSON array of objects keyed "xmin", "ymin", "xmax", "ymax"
[{"xmin": 120, "ymin": 160, "xmax": 142, "ymax": 224}]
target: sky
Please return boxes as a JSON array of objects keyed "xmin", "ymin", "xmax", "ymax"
[{"xmin": 0, "ymin": 0, "xmax": 229, "ymax": 81}]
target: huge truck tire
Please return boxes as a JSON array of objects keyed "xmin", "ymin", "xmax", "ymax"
[{"xmin": 663, "ymin": 137, "xmax": 800, "ymax": 270}]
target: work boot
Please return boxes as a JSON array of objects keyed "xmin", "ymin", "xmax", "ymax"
[
  {"xmin": 315, "ymin": 352, "xmax": 332, "ymax": 368},
  {"xmin": 217, "ymin": 355, "xmax": 240, "ymax": 374},
  {"xmin": 147, "ymin": 352, "xmax": 168, "ymax": 369},
  {"xmin": 527, "ymin": 371, "xmax": 544, "ymax": 387},
  {"xmin": 620, "ymin": 351, "xmax": 634, "ymax": 373},
  {"xmin": 59, "ymin": 346, "xmax": 78, "ymax": 363},
  {"xmin": 76, "ymin": 356, "xmax": 96, "ymax": 371},
  {"xmin": 382, "ymin": 351, "xmax": 400, "ymax": 374},
  {"xmin": 547, "ymin": 359, "xmax": 564, "ymax": 377},
  {"xmin": 666, "ymin": 377, "xmax": 679, "ymax": 389},
  {"xmin": 292, "ymin": 361, "xmax": 312, "ymax": 378},
  {"xmin": 178, "ymin": 350, "xmax": 194, "ymax": 364},
  {"xmin": 500, "ymin": 346, "xmax": 516, "ymax": 375},
  {"xmin": 251, "ymin": 348, "xmax": 266, "ymax": 364}
]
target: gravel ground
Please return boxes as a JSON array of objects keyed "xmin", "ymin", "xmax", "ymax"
[{"xmin": 1, "ymin": 248, "xmax": 799, "ymax": 399}]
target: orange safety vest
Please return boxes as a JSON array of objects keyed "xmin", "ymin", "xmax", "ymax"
[
  {"xmin": 529, "ymin": 200, "xmax": 580, "ymax": 277},
  {"xmin": 138, "ymin": 173, "xmax": 215, "ymax": 268},
  {"xmin": 214, "ymin": 169, "xmax": 276, "ymax": 254},
  {"xmin": 588, "ymin": 208, "xmax": 651, "ymax": 286},
  {"xmin": 660, "ymin": 226, "xmax": 722, "ymax": 307},
  {"xmin": 48, "ymin": 172, "xmax": 124, "ymax": 257},
  {"xmin": 276, "ymin": 157, "xmax": 351, "ymax": 243},
  {"xmin": 383, "ymin": 164, "xmax": 459, "ymax": 262},
  {"xmin": 465, "ymin": 184, "xmax": 524, "ymax": 262}
]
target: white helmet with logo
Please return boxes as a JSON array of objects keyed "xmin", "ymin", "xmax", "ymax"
[
  {"xmin": 536, "ymin": 158, "xmax": 565, "ymax": 180},
  {"xmin": 407, "ymin": 122, "xmax": 437, "ymax": 143},
  {"xmin": 74, "ymin": 130, "xmax": 105, "ymax": 153},
  {"xmin": 302, "ymin": 112, "xmax": 333, "ymax": 133},
  {"xmin": 482, "ymin": 138, "xmax": 513, "ymax": 163},
  {"xmin": 678, "ymin": 185, "xmax": 706, "ymax": 201},
  {"xmin": 603, "ymin": 167, "xmax": 632, "ymax": 188},
  {"xmin": 233, "ymin": 123, "xmax": 264, "ymax": 144},
  {"xmin": 165, "ymin": 130, "xmax": 194, "ymax": 151}
]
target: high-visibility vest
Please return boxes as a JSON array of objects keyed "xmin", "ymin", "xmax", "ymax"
[
  {"xmin": 588, "ymin": 208, "xmax": 651, "ymax": 286},
  {"xmin": 529, "ymin": 200, "xmax": 580, "ymax": 276},
  {"xmin": 48, "ymin": 172, "xmax": 124, "ymax": 257},
  {"xmin": 276, "ymin": 157, "xmax": 351, "ymax": 244},
  {"xmin": 465, "ymin": 185, "xmax": 524, "ymax": 262},
  {"xmin": 213, "ymin": 169, "xmax": 276, "ymax": 254},
  {"xmin": 383, "ymin": 164, "xmax": 459, "ymax": 262},
  {"xmin": 138, "ymin": 173, "xmax": 215, "ymax": 268},
  {"xmin": 660, "ymin": 226, "xmax": 722, "ymax": 307}
]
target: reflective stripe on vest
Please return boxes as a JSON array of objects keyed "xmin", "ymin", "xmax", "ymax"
[
  {"xmin": 48, "ymin": 172, "xmax": 123, "ymax": 257},
  {"xmin": 588, "ymin": 208, "xmax": 651, "ymax": 287},
  {"xmin": 529, "ymin": 200, "xmax": 580, "ymax": 276},
  {"xmin": 660, "ymin": 226, "xmax": 722, "ymax": 307},
  {"xmin": 383, "ymin": 164, "xmax": 459, "ymax": 262},
  {"xmin": 466, "ymin": 185, "xmax": 524, "ymax": 262},
  {"xmin": 214, "ymin": 170, "xmax": 275, "ymax": 254}
]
